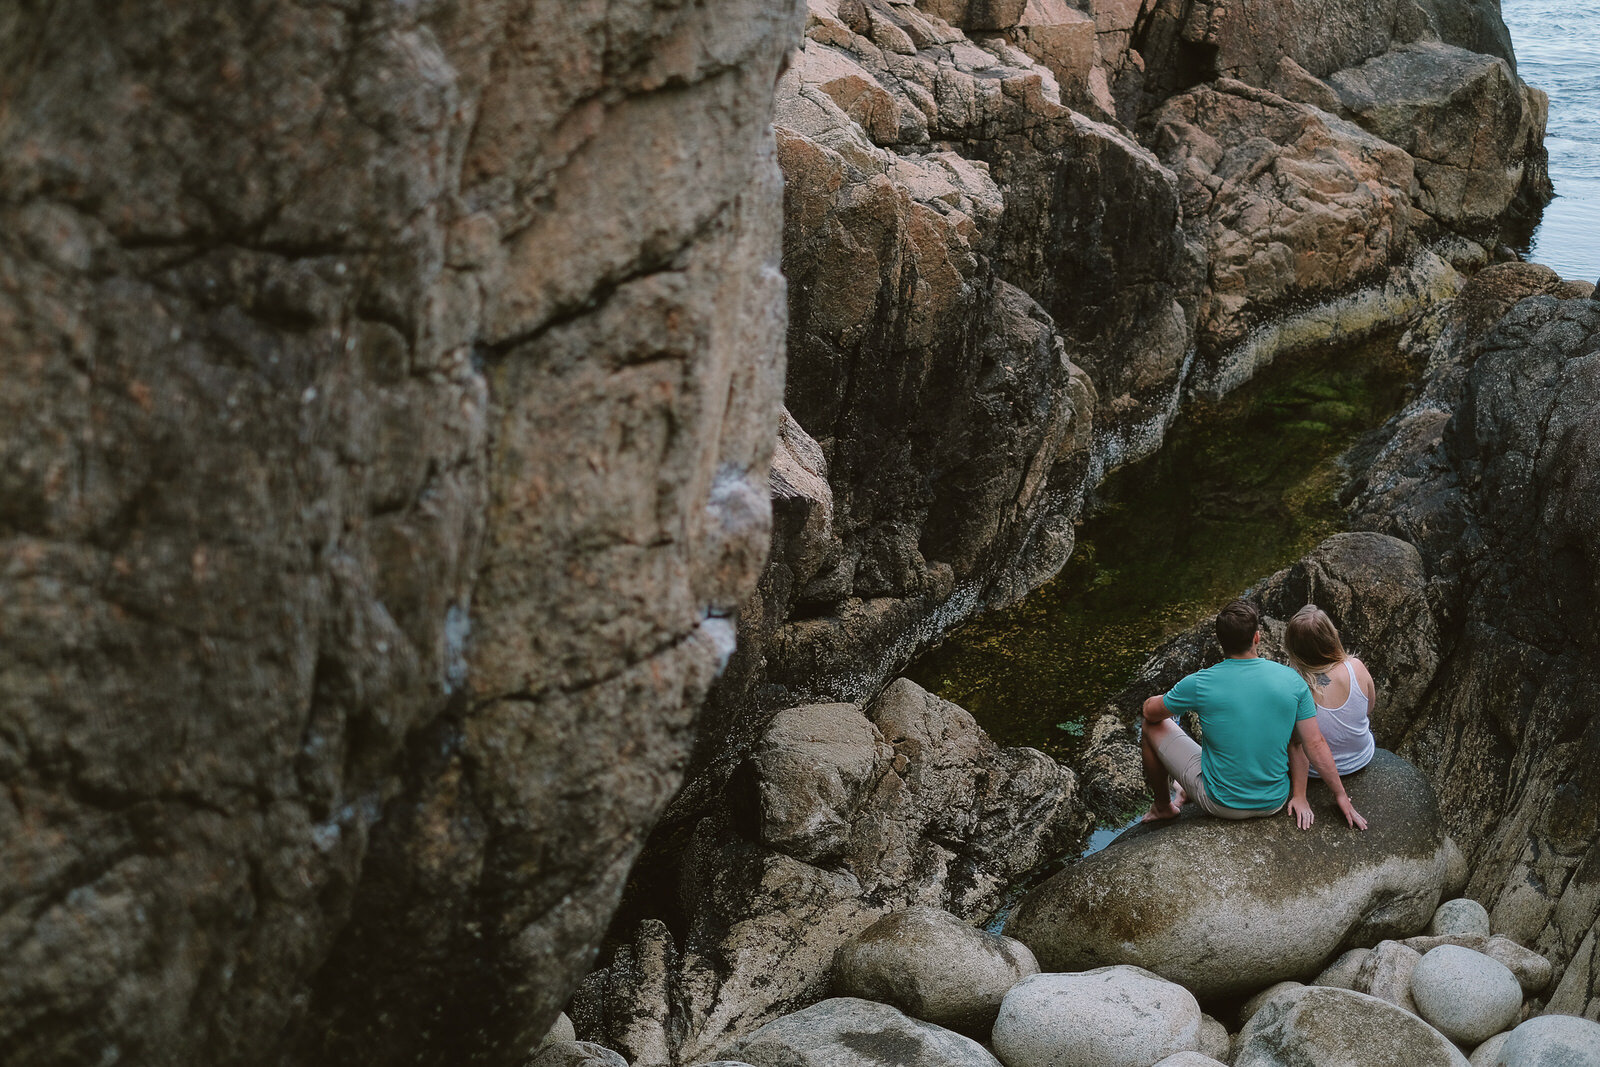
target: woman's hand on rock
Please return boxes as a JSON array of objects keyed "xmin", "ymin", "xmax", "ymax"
[{"xmin": 1337, "ymin": 795, "xmax": 1368, "ymax": 830}]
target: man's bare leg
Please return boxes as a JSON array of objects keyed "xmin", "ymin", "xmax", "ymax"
[{"xmin": 1140, "ymin": 717, "xmax": 1183, "ymax": 822}]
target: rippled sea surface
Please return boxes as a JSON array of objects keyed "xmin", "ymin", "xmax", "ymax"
[{"xmin": 1504, "ymin": 0, "xmax": 1600, "ymax": 282}]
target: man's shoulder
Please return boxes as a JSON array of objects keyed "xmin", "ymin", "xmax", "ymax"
[{"xmin": 1258, "ymin": 659, "xmax": 1302, "ymax": 681}]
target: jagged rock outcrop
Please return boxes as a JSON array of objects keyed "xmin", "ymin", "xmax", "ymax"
[
  {"xmin": 572, "ymin": 679, "xmax": 1086, "ymax": 1064},
  {"xmin": 1131, "ymin": 0, "xmax": 1515, "ymax": 120},
  {"xmin": 0, "ymin": 2, "xmax": 803, "ymax": 1064},
  {"xmin": 1150, "ymin": 78, "xmax": 1435, "ymax": 392},
  {"xmin": 1328, "ymin": 42, "xmax": 1548, "ymax": 231},
  {"xmin": 1338, "ymin": 270, "xmax": 1600, "ymax": 1020}
]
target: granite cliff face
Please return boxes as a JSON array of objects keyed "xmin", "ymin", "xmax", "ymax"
[
  {"xmin": 0, "ymin": 0, "xmax": 1568, "ymax": 1064},
  {"xmin": 1, "ymin": 2, "xmax": 801, "ymax": 1064}
]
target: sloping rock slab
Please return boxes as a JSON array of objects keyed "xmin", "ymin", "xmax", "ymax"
[
  {"xmin": 1006, "ymin": 750, "xmax": 1450, "ymax": 998},
  {"xmin": 727, "ymin": 997, "xmax": 1002, "ymax": 1067}
]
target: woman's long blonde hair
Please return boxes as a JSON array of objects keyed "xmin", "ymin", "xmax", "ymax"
[{"xmin": 1284, "ymin": 604, "xmax": 1346, "ymax": 684}]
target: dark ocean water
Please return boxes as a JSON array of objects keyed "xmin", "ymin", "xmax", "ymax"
[{"xmin": 1504, "ymin": 0, "xmax": 1600, "ymax": 282}]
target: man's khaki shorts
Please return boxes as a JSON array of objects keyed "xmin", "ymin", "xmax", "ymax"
[{"xmin": 1155, "ymin": 727, "xmax": 1284, "ymax": 820}]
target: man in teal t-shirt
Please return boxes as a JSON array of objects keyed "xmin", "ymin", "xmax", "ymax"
[{"xmin": 1140, "ymin": 599, "xmax": 1368, "ymax": 829}]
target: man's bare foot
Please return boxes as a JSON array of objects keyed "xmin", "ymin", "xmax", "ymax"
[
  {"xmin": 1141, "ymin": 801, "xmax": 1181, "ymax": 823},
  {"xmin": 1173, "ymin": 784, "xmax": 1188, "ymax": 807}
]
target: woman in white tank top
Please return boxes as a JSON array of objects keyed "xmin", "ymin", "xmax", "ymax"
[{"xmin": 1284, "ymin": 604, "xmax": 1376, "ymax": 803}]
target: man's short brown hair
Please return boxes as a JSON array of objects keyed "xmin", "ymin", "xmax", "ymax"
[{"xmin": 1216, "ymin": 599, "xmax": 1260, "ymax": 655}]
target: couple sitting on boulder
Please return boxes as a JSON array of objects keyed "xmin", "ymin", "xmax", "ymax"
[{"xmin": 1141, "ymin": 599, "xmax": 1373, "ymax": 829}]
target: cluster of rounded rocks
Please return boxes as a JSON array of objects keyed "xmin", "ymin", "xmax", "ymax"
[{"xmin": 528, "ymin": 900, "xmax": 1600, "ymax": 1066}]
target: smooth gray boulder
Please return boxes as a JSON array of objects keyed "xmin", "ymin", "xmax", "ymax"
[
  {"xmin": 729, "ymin": 998, "xmax": 1001, "ymax": 1067},
  {"xmin": 831, "ymin": 907, "xmax": 1039, "ymax": 1032},
  {"xmin": 1430, "ymin": 898, "xmax": 1492, "ymax": 937},
  {"xmin": 1154, "ymin": 1055, "xmax": 1228, "ymax": 1067},
  {"xmin": 1234, "ymin": 985, "xmax": 1470, "ymax": 1067},
  {"xmin": 1393, "ymin": 933, "xmax": 1554, "ymax": 996},
  {"xmin": 1411, "ymin": 945, "xmax": 1523, "ymax": 1046},
  {"xmin": 1489, "ymin": 1014, "xmax": 1600, "ymax": 1066},
  {"xmin": 1006, "ymin": 750, "xmax": 1452, "ymax": 998},
  {"xmin": 992, "ymin": 968, "xmax": 1201, "ymax": 1067},
  {"xmin": 539, "ymin": 1013, "xmax": 578, "ymax": 1049}
]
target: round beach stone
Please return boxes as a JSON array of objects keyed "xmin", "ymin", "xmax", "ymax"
[
  {"xmin": 1484, "ymin": 935, "xmax": 1556, "ymax": 996},
  {"xmin": 1234, "ymin": 985, "xmax": 1469, "ymax": 1067},
  {"xmin": 1468, "ymin": 1032, "xmax": 1510, "ymax": 1066},
  {"xmin": 730, "ymin": 997, "xmax": 1002, "ymax": 1067},
  {"xmin": 1490, "ymin": 1014, "xmax": 1600, "ymax": 1066},
  {"xmin": 1153, "ymin": 1054, "xmax": 1228, "ymax": 1067},
  {"xmin": 1430, "ymin": 898, "xmax": 1492, "ymax": 937},
  {"xmin": 1313, "ymin": 948, "xmax": 1372, "ymax": 990},
  {"xmin": 1198, "ymin": 1013, "xmax": 1230, "ymax": 1062},
  {"xmin": 1411, "ymin": 945, "xmax": 1523, "ymax": 1045},
  {"xmin": 992, "ymin": 967, "xmax": 1200, "ymax": 1067},
  {"xmin": 832, "ymin": 906, "xmax": 1039, "ymax": 1032}
]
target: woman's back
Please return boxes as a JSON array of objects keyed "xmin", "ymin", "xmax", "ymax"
[{"xmin": 1308, "ymin": 656, "xmax": 1375, "ymax": 776}]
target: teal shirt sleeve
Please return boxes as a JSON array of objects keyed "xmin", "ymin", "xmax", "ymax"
[
  {"xmin": 1164, "ymin": 671, "xmax": 1200, "ymax": 713},
  {"xmin": 1294, "ymin": 680, "xmax": 1317, "ymax": 721}
]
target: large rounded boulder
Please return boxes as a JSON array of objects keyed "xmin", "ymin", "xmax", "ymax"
[
  {"xmin": 1410, "ymin": 945, "xmax": 1523, "ymax": 1045},
  {"xmin": 832, "ymin": 907, "xmax": 1039, "ymax": 1032},
  {"xmin": 992, "ymin": 967, "xmax": 1201, "ymax": 1067},
  {"xmin": 1006, "ymin": 750, "xmax": 1450, "ymax": 998}
]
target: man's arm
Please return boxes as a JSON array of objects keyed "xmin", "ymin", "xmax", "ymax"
[
  {"xmin": 1143, "ymin": 694, "xmax": 1171, "ymax": 724},
  {"xmin": 1287, "ymin": 738, "xmax": 1313, "ymax": 829},
  {"xmin": 1293, "ymin": 716, "xmax": 1368, "ymax": 830}
]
